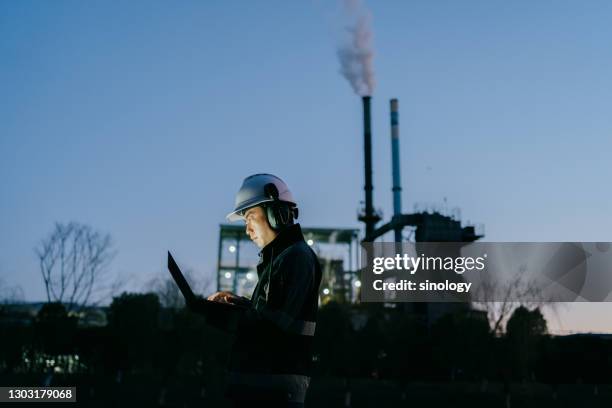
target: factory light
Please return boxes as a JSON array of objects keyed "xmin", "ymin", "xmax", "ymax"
[
  {"xmin": 229, "ymin": 245, "xmax": 236, "ymax": 253},
  {"xmin": 246, "ymin": 272, "xmax": 254, "ymax": 281},
  {"xmin": 354, "ymin": 280, "xmax": 362, "ymax": 288},
  {"xmin": 322, "ymin": 288, "xmax": 330, "ymax": 295},
  {"xmin": 224, "ymin": 272, "xmax": 232, "ymax": 279},
  {"xmin": 307, "ymin": 239, "xmax": 314, "ymax": 246}
]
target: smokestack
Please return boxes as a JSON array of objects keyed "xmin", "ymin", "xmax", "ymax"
[
  {"xmin": 390, "ymin": 98, "xmax": 402, "ymax": 242},
  {"xmin": 360, "ymin": 95, "xmax": 379, "ymax": 240}
]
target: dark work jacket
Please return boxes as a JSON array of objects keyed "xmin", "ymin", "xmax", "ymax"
[{"xmin": 187, "ymin": 223, "xmax": 322, "ymax": 404}]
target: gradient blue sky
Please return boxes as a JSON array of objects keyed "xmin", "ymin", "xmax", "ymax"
[{"xmin": 1, "ymin": 0, "xmax": 611, "ymax": 333}]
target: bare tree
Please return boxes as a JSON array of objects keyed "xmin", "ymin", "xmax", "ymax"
[
  {"xmin": 35, "ymin": 222, "xmax": 116, "ymax": 312},
  {"xmin": 0, "ymin": 278, "xmax": 24, "ymax": 305},
  {"xmin": 472, "ymin": 264, "xmax": 559, "ymax": 335}
]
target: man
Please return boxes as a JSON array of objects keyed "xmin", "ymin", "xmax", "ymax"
[{"xmin": 187, "ymin": 174, "xmax": 322, "ymax": 407}]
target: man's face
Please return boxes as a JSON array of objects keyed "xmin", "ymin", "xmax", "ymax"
[{"xmin": 243, "ymin": 206, "xmax": 277, "ymax": 249}]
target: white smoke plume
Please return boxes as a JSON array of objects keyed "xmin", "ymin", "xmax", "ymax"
[{"xmin": 337, "ymin": 0, "xmax": 375, "ymax": 96}]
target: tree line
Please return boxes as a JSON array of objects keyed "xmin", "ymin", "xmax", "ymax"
[{"xmin": 1, "ymin": 294, "xmax": 611, "ymax": 386}]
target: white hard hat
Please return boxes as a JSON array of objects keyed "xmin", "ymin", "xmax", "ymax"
[{"xmin": 226, "ymin": 174, "xmax": 296, "ymax": 222}]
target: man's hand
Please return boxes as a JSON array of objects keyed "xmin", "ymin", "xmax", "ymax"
[{"xmin": 207, "ymin": 291, "xmax": 240, "ymax": 304}]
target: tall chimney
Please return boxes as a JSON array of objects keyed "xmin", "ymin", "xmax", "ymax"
[
  {"xmin": 359, "ymin": 96, "xmax": 380, "ymax": 240},
  {"xmin": 390, "ymin": 98, "xmax": 402, "ymax": 242}
]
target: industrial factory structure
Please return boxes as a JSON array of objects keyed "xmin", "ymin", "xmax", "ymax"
[
  {"xmin": 357, "ymin": 96, "xmax": 483, "ymax": 244},
  {"xmin": 217, "ymin": 224, "xmax": 360, "ymax": 302},
  {"xmin": 216, "ymin": 96, "xmax": 484, "ymax": 321},
  {"xmin": 356, "ymin": 95, "xmax": 485, "ymax": 324}
]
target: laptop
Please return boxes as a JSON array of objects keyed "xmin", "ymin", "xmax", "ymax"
[
  {"xmin": 167, "ymin": 251, "xmax": 197, "ymax": 304},
  {"xmin": 167, "ymin": 251, "xmax": 249, "ymax": 309}
]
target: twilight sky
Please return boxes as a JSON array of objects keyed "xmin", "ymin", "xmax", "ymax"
[{"xmin": 1, "ymin": 0, "xmax": 611, "ymax": 333}]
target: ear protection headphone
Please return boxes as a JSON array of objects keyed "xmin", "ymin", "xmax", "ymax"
[{"xmin": 263, "ymin": 183, "xmax": 298, "ymax": 231}]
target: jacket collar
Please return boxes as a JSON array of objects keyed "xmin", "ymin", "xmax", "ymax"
[{"xmin": 258, "ymin": 223, "xmax": 305, "ymax": 269}]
